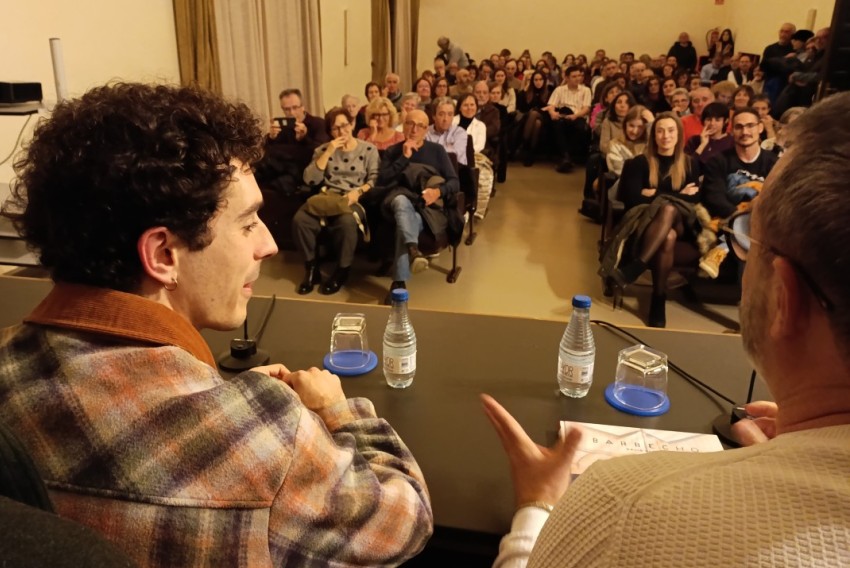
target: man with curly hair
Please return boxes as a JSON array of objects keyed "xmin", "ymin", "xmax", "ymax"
[{"xmin": 0, "ymin": 83, "xmax": 432, "ymax": 566}]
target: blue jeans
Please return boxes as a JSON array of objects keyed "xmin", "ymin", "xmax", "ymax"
[{"xmin": 391, "ymin": 195, "xmax": 423, "ymax": 282}]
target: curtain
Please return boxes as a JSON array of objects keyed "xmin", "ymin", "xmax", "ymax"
[
  {"xmin": 214, "ymin": 0, "xmax": 324, "ymax": 127},
  {"xmin": 173, "ymin": 0, "xmax": 222, "ymax": 93},
  {"xmin": 392, "ymin": 0, "xmax": 414, "ymax": 88},
  {"xmin": 371, "ymin": 0, "xmax": 391, "ymax": 83}
]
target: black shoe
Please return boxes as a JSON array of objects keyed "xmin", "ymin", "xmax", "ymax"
[
  {"xmin": 297, "ymin": 261, "xmax": 321, "ymax": 295},
  {"xmin": 384, "ymin": 281, "xmax": 406, "ymax": 305},
  {"xmin": 320, "ymin": 266, "xmax": 349, "ymax": 295},
  {"xmin": 521, "ymin": 149, "xmax": 534, "ymax": 167},
  {"xmin": 408, "ymin": 244, "xmax": 429, "ymax": 274},
  {"xmin": 648, "ymin": 294, "xmax": 667, "ymax": 328},
  {"xmin": 612, "ymin": 259, "xmax": 648, "ymax": 289},
  {"xmin": 555, "ymin": 159, "xmax": 574, "ymax": 173}
]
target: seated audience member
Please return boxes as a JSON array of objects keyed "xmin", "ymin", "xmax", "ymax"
[
  {"xmin": 760, "ymin": 22, "xmax": 797, "ymax": 103},
  {"xmin": 517, "ymin": 71, "xmax": 553, "ymax": 167},
  {"xmin": 665, "ymin": 55, "xmax": 678, "ymax": 69},
  {"xmin": 293, "ymin": 108, "xmax": 378, "ymax": 295},
  {"xmin": 384, "ymin": 72, "xmax": 403, "ymax": 110},
  {"xmin": 712, "ymin": 80, "xmax": 736, "ymax": 107},
  {"xmin": 592, "ymin": 60, "xmax": 620, "ymax": 97},
  {"xmin": 357, "ymin": 96, "xmax": 405, "ymax": 151},
  {"xmin": 446, "ymin": 62, "xmax": 460, "ymax": 85},
  {"xmin": 493, "ymin": 69, "xmax": 517, "ymax": 113},
  {"xmin": 454, "ymin": 93, "xmax": 495, "ymax": 219},
  {"xmin": 717, "ymin": 27, "xmax": 735, "ymax": 57},
  {"xmin": 775, "ymin": 28, "xmax": 829, "ymax": 116},
  {"xmin": 378, "ymin": 109, "xmax": 460, "ymax": 300},
  {"xmin": 414, "ymin": 77, "xmax": 433, "ymax": 110},
  {"xmin": 627, "ymin": 61, "xmax": 648, "ymax": 100},
  {"xmin": 728, "ymin": 53, "xmax": 755, "ymax": 85},
  {"xmin": 545, "ymin": 65, "xmax": 592, "ymax": 173},
  {"xmin": 449, "ymin": 68, "xmax": 474, "ymax": 99},
  {"xmin": 670, "ymin": 88, "xmax": 691, "ymax": 117},
  {"xmin": 357, "ymin": 81, "xmax": 382, "ymax": 132},
  {"xmin": 668, "ymin": 32, "xmax": 698, "ymax": 72},
  {"xmin": 688, "ymin": 75, "xmax": 703, "ymax": 92},
  {"xmin": 643, "ymin": 76, "xmax": 671, "ymax": 114},
  {"xmin": 732, "ymin": 85, "xmax": 755, "ymax": 113},
  {"xmin": 605, "ymin": 112, "xmax": 702, "ymax": 327},
  {"xmin": 473, "ymin": 81, "xmax": 502, "ymax": 157},
  {"xmin": 684, "ymin": 102, "xmax": 734, "ymax": 166},
  {"xmin": 426, "ymin": 97, "xmax": 469, "ymax": 165},
  {"xmin": 697, "ymin": 106, "xmax": 778, "ymax": 277},
  {"xmin": 749, "ymin": 66, "xmax": 766, "ymax": 95},
  {"xmin": 761, "ymin": 106, "xmax": 805, "ymax": 156},
  {"xmin": 681, "ymin": 87, "xmax": 715, "ymax": 139},
  {"xmin": 397, "ymin": 93, "xmax": 422, "ymax": 132},
  {"xmin": 504, "ymin": 59, "xmax": 523, "ymax": 90},
  {"xmin": 479, "ymin": 60, "xmax": 494, "ymax": 83},
  {"xmin": 590, "ymin": 82, "xmax": 621, "ymax": 132},
  {"xmin": 420, "ymin": 69, "xmax": 435, "ymax": 84},
  {"xmin": 661, "ymin": 78, "xmax": 678, "ymax": 106},
  {"xmin": 599, "ymin": 91, "xmax": 638, "ymax": 155},
  {"xmin": 433, "ymin": 76, "xmax": 450, "ymax": 100},
  {"xmin": 674, "ymin": 68, "xmax": 690, "ymax": 89},
  {"xmin": 0, "ymin": 83, "xmax": 432, "ymax": 566},
  {"xmin": 751, "ymin": 94, "xmax": 776, "ymax": 140},
  {"xmin": 606, "ymin": 105, "xmax": 651, "ymax": 176},
  {"xmin": 467, "ymin": 65, "xmax": 479, "ymax": 84},
  {"xmin": 700, "ymin": 52, "xmax": 724, "ymax": 84},
  {"xmin": 342, "ymin": 94, "xmax": 362, "ymax": 133},
  {"xmin": 433, "ymin": 56, "xmax": 448, "ymax": 80},
  {"xmin": 661, "ymin": 63, "xmax": 675, "ymax": 80},
  {"xmin": 486, "ymin": 94, "xmax": 850, "ymax": 568},
  {"xmin": 255, "ymin": 88, "xmax": 330, "ymax": 196}
]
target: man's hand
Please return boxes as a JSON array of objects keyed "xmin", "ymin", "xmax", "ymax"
[
  {"xmin": 269, "ymin": 119, "xmax": 281, "ymax": 139},
  {"xmin": 280, "ymin": 367, "xmax": 347, "ymax": 414},
  {"xmin": 680, "ymin": 182, "xmax": 699, "ymax": 196},
  {"xmin": 294, "ymin": 121, "xmax": 308, "ymax": 141},
  {"xmin": 481, "ymin": 394, "xmax": 583, "ymax": 507},
  {"xmin": 563, "ymin": 113, "xmax": 578, "ymax": 121},
  {"xmin": 546, "ymin": 107, "xmax": 561, "ymax": 120},
  {"xmin": 731, "ymin": 401, "xmax": 778, "ymax": 446},
  {"xmin": 641, "ymin": 187, "xmax": 657, "ymax": 197},
  {"xmin": 422, "ymin": 187, "xmax": 441, "ymax": 206},
  {"xmin": 250, "ymin": 363, "xmax": 290, "ymax": 380},
  {"xmin": 403, "ymin": 138, "xmax": 421, "ymax": 158}
]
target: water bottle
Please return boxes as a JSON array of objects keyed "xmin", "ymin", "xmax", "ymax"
[
  {"xmin": 557, "ymin": 295, "xmax": 595, "ymax": 398},
  {"xmin": 383, "ymin": 288, "xmax": 416, "ymax": 388}
]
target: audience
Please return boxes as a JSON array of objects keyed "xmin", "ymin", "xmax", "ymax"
[
  {"xmin": 517, "ymin": 71, "xmax": 553, "ymax": 167},
  {"xmin": 643, "ymin": 76, "xmax": 671, "ymax": 114},
  {"xmin": 667, "ymin": 32, "xmax": 698, "ymax": 72},
  {"xmin": 293, "ymin": 108, "xmax": 379, "ymax": 295},
  {"xmin": 590, "ymin": 82, "xmax": 621, "ymax": 131},
  {"xmin": 0, "ymin": 82, "xmax": 432, "ymax": 566},
  {"xmin": 606, "ymin": 104, "xmax": 651, "ymax": 176},
  {"xmin": 426, "ymin": 97, "xmax": 469, "ymax": 165},
  {"xmin": 681, "ymin": 87, "xmax": 715, "ymax": 139},
  {"xmin": 545, "ymin": 65, "xmax": 592, "ymax": 173},
  {"xmin": 761, "ymin": 105, "xmax": 805, "ymax": 156},
  {"xmin": 384, "ymin": 73, "xmax": 403, "ymax": 110},
  {"xmin": 728, "ymin": 53, "xmax": 755, "ymax": 85},
  {"xmin": 450, "ymin": 68, "xmax": 474, "ymax": 98},
  {"xmin": 437, "ymin": 36, "xmax": 470, "ymax": 69},
  {"xmin": 454, "ymin": 93, "xmax": 496, "ymax": 219},
  {"xmin": 684, "ymin": 101, "xmax": 734, "ymax": 166},
  {"xmin": 761, "ymin": 22, "xmax": 797, "ymax": 103},
  {"xmin": 398, "ymin": 93, "xmax": 423, "ymax": 132},
  {"xmin": 414, "ymin": 77, "xmax": 433, "ymax": 110},
  {"xmin": 599, "ymin": 91, "xmax": 637, "ymax": 156},
  {"xmin": 493, "ymin": 69, "xmax": 517, "ymax": 113}
]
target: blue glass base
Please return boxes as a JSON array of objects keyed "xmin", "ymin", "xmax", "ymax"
[
  {"xmin": 604, "ymin": 383, "xmax": 670, "ymax": 417},
  {"xmin": 323, "ymin": 350, "xmax": 378, "ymax": 376}
]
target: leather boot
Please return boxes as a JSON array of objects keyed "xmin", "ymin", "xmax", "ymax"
[
  {"xmin": 320, "ymin": 266, "xmax": 349, "ymax": 295},
  {"xmin": 647, "ymin": 294, "xmax": 667, "ymax": 328},
  {"xmin": 297, "ymin": 261, "xmax": 321, "ymax": 295}
]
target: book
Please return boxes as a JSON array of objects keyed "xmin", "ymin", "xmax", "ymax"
[{"xmin": 560, "ymin": 421, "xmax": 724, "ymax": 477}]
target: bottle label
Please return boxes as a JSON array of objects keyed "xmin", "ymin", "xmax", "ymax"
[
  {"xmin": 559, "ymin": 361, "xmax": 594, "ymax": 384},
  {"xmin": 384, "ymin": 352, "xmax": 416, "ymax": 374}
]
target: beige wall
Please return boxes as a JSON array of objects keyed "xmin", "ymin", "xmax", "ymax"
[
  {"xmin": 0, "ymin": 0, "xmax": 179, "ymax": 184},
  {"xmin": 319, "ymin": 0, "xmax": 372, "ymax": 115},
  {"xmin": 726, "ymin": 0, "xmax": 834, "ymax": 55}
]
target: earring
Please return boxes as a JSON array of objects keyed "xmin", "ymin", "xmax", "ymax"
[{"xmin": 164, "ymin": 277, "xmax": 178, "ymax": 291}]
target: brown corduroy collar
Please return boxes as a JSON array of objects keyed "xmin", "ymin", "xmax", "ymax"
[{"xmin": 24, "ymin": 282, "xmax": 216, "ymax": 368}]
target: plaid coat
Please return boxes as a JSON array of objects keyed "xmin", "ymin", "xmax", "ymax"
[{"xmin": 0, "ymin": 283, "xmax": 432, "ymax": 566}]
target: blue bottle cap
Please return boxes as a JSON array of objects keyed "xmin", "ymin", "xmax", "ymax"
[
  {"xmin": 391, "ymin": 288, "xmax": 409, "ymax": 302},
  {"xmin": 572, "ymin": 295, "xmax": 591, "ymax": 309}
]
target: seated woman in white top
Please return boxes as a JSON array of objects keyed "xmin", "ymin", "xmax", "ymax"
[
  {"xmin": 453, "ymin": 93, "xmax": 494, "ymax": 219},
  {"xmin": 606, "ymin": 104, "xmax": 650, "ymax": 176},
  {"xmin": 492, "ymin": 69, "xmax": 517, "ymax": 113}
]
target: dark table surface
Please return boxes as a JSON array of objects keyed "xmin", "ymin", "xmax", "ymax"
[{"xmin": 0, "ymin": 277, "xmax": 766, "ymax": 538}]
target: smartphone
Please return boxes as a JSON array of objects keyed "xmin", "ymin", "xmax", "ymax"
[{"xmin": 273, "ymin": 117, "xmax": 295, "ymax": 130}]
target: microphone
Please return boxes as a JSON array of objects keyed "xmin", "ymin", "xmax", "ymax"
[
  {"xmin": 711, "ymin": 369, "xmax": 757, "ymax": 447},
  {"xmin": 218, "ymin": 296, "xmax": 276, "ymax": 372}
]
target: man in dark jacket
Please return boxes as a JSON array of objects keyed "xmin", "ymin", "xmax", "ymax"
[
  {"xmin": 668, "ymin": 32, "xmax": 698, "ymax": 72},
  {"xmin": 761, "ymin": 22, "xmax": 797, "ymax": 104}
]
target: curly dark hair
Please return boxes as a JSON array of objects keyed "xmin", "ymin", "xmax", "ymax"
[{"xmin": 2, "ymin": 82, "xmax": 264, "ymax": 292}]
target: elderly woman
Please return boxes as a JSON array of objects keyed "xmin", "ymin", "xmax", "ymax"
[
  {"xmin": 397, "ymin": 93, "xmax": 422, "ymax": 132},
  {"xmin": 454, "ymin": 93, "xmax": 495, "ymax": 219},
  {"xmin": 414, "ymin": 77, "xmax": 433, "ymax": 109},
  {"xmin": 293, "ymin": 108, "xmax": 379, "ymax": 295},
  {"xmin": 357, "ymin": 96, "xmax": 405, "ymax": 150}
]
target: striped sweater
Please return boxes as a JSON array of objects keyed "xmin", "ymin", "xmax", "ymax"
[{"xmin": 0, "ymin": 283, "xmax": 433, "ymax": 566}]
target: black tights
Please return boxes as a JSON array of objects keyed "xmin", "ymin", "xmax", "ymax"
[
  {"xmin": 638, "ymin": 204, "xmax": 685, "ymax": 296},
  {"xmin": 522, "ymin": 110, "xmax": 543, "ymax": 151}
]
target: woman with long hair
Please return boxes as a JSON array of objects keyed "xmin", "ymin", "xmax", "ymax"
[
  {"xmin": 600, "ymin": 91, "xmax": 638, "ymax": 155},
  {"xmin": 643, "ymin": 76, "xmax": 671, "ymax": 114},
  {"xmin": 433, "ymin": 77, "xmax": 450, "ymax": 99},
  {"xmin": 606, "ymin": 104, "xmax": 651, "ymax": 176},
  {"xmin": 591, "ymin": 81, "xmax": 621, "ymax": 131},
  {"xmin": 608, "ymin": 112, "xmax": 701, "ymax": 327},
  {"xmin": 517, "ymin": 70, "xmax": 552, "ymax": 166},
  {"xmin": 414, "ymin": 77, "xmax": 433, "ymax": 109},
  {"xmin": 493, "ymin": 68, "xmax": 517, "ymax": 113}
]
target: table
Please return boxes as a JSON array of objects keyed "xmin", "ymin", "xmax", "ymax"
[{"xmin": 0, "ymin": 276, "xmax": 765, "ymax": 563}]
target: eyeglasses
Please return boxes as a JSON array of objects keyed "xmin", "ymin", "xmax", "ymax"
[
  {"xmin": 732, "ymin": 122, "xmax": 759, "ymax": 131},
  {"xmin": 331, "ymin": 122, "xmax": 352, "ymax": 133},
  {"xmin": 404, "ymin": 120, "xmax": 429, "ymax": 130},
  {"xmin": 722, "ymin": 225, "xmax": 835, "ymax": 312},
  {"xmin": 373, "ymin": 112, "xmax": 390, "ymax": 119},
  {"xmin": 281, "ymin": 105, "xmax": 302, "ymax": 113}
]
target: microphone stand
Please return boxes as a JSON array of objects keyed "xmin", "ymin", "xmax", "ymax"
[
  {"xmin": 218, "ymin": 296, "xmax": 276, "ymax": 372},
  {"xmin": 711, "ymin": 369, "xmax": 757, "ymax": 447}
]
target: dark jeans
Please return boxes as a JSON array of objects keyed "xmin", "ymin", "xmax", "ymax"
[{"xmin": 552, "ymin": 116, "xmax": 589, "ymax": 161}]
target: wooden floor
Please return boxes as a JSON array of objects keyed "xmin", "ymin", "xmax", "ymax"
[{"xmin": 254, "ymin": 162, "xmax": 742, "ymax": 335}]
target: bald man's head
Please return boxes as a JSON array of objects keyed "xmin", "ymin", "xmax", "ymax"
[{"xmin": 403, "ymin": 109, "xmax": 429, "ymax": 142}]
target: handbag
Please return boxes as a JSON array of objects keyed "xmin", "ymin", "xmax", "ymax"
[{"xmin": 303, "ymin": 187, "xmax": 370, "ymax": 242}]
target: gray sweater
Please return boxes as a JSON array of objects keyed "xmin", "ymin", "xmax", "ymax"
[{"xmin": 303, "ymin": 140, "xmax": 379, "ymax": 193}]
